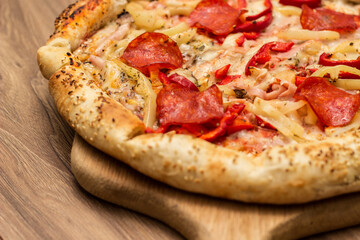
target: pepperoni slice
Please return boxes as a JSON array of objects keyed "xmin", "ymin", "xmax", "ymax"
[
  {"xmin": 294, "ymin": 77, "xmax": 360, "ymax": 127},
  {"xmin": 157, "ymin": 84, "xmax": 224, "ymax": 126},
  {"xmin": 158, "ymin": 72, "xmax": 199, "ymax": 91},
  {"xmin": 189, "ymin": 0, "xmax": 240, "ymax": 36},
  {"xmin": 300, "ymin": 5, "xmax": 359, "ymax": 33},
  {"xmin": 121, "ymin": 32, "xmax": 183, "ymax": 76}
]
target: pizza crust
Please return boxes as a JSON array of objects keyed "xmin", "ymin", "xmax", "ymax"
[
  {"xmin": 51, "ymin": 0, "xmax": 127, "ymax": 51},
  {"xmin": 37, "ymin": 38, "xmax": 72, "ymax": 79},
  {"xmin": 38, "ymin": 0, "xmax": 127, "ymax": 79},
  {"xmin": 49, "ymin": 63, "xmax": 146, "ymax": 151},
  {"xmin": 51, "ymin": 61, "xmax": 360, "ymax": 203},
  {"xmin": 39, "ymin": 0, "xmax": 360, "ymax": 204}
]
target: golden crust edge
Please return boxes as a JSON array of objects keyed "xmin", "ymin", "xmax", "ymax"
[
  {"xmin": 37, "ymin": 0, "xmax": 127, "ymax": 79},
  {"xmin": 50, "ymin": 62, "xmax": 360, "ymax": 204}
]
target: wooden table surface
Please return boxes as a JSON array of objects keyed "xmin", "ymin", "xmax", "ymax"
[{"xmin": 1, "ymin": 0, "xmax": 360, "ymax": 239}]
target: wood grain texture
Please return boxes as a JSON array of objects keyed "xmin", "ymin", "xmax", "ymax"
[{"xmin": 0, "ymin": 0, "xmax": 360, "ymax": 239}]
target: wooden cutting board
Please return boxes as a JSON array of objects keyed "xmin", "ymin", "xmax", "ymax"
[{"xmin": 71, "ymin": 134, "xmax": 360, "ymax": 240}]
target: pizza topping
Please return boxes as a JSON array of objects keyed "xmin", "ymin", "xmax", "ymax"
[
  {"xmin": 279, "ymin": 0, "xmax": 321, "ymax": 8},
  {"xmin": 245, "ymin": 41, "xmax": 294, "ymax": 75},
  {"xmin": 121, "ymin": 32, "xmax": 183, "ymax": 76},
  {"xmin": 215, "ymin": 64, "xmax": 231, "ymax": 79},
  {"xmin": 234, "ymin": 13, "xmax": 273, "ymax": 33},
  {"xmin": 156, "ymin": 84, "xmax": 224, "ymax": 126},
  {"xmin": 235, "ymin": 32, "xmax": 262, "ymax": 46},
  {"xmin": 338, "ymin": 72, "xmax": 360, "ymax": 79},
  {"xmin": 294, "ymin": 77, "xmax": 360, "ymax": 127},
  {"xmin": 95, "ymin": 23, "xmax": 130, "ymax": 55},
  {"xmin": 218, "ymin": 75, "xmax": 241, "ymax": 85},
  {"xmin": 300, "ymin": 5, "xmax": 359, "ymax": 33},
  {"xmin": 295, "ymin": 76, "xmax": 306, "ymax": 86},
  {"xmin": 200, "ymin": 103, "xmax": 248, "ymax": 141},
  {"xmin": 158, "ymin": 72, "xmax": 199, "ymax": 91},
  {"xmin": 235, "ymin": 34, "xmax": 245, "ymax": 47},
  {"xmin": 234, "ymin": 0, "xmax": 273, "ymax": 33},
  {"xmin": 189, "ymin": 0, "xmax": 240, "ymax": 36},
  {"xmin": 245, "ymin": 0, "xmax": 272, "ymax": 21},
  {"xmin": 71, "ymin": 0, "xmax": 360, "ymax": 153},
  {"xmin": 256, "ymin": 115, "xmax": 276, "ymax": 130},
  {"xmin": 312, "ymin": 65, "xmax": 360, "ymax": 80},
  {"xmin": 319, "ymin": 53, "xmax": 360, "ymax": 70},
  {"xmin": 226, "ymin": 111, "xmax": 255, "ymax": 134},
  {"xmin": 243, "ymin": 32, "xmax": 260, "ymax": 40},
  {"xmin": 89, "ymin": 55, "xmax": 105, "ymax": 69}
]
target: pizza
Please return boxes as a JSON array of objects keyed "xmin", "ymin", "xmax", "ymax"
[{"xmin": 38, "ymin": 0, "xmax": 360, "ymax": 204}]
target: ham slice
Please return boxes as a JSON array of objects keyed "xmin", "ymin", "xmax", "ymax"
[
  {"xmin": 95, "ymin": 23, "xmax": 130, "ymax": 55},
  {"xmin": 89, "ymin": 55, "xmax": 105, "ymax": 69}
]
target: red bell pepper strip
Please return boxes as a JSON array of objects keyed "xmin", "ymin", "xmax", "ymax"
[
  {"xmin": 200, "ymin": 104, "xmax": 245, "ymax": 141},
  {"xmin": 279, "ymin": 0, "xmax": 321, "ymax": 8},
  {"xmin": 234, "ymin": 0, "xmax": 273, "ymax": 33},
  {"xmin": 338, "ymin": 72, "xmax": 360, "ymax": 79},
  {"xmin": 255, "ymin": 116, "xmax": 276, "ymax": 130},
  {"xmin": 243, "ymin": 32, "xmax": 261, "ymax": 40},
  {"xmin": 245, "ymin": 41, "xmax": 294, "ymax": 76},
  {"xmin": 319, "ymin": 53, "xmax": 360, "ymax": 70},
  {"xmin": 236, "ymin": 34, "xmax": 245, "ymax": 47},
  {"xmin": 145, "ymin": 125, "xmax": 168, "ymax": 133},
  {"xmin": 175, "ymin": 124, "xmax": 208, "ymax": 137},
  {"xmin": 245, "ymin": 0, "xmax": 272, "ymax": 21},
  {"xmin": 269, "ymin": 42, "xmax": 294, "ymax": 52},
  {"xmin": 215, "ymin": 64, "xmax": 231, "ymax": 79},
  {"xmin": 234, "ymin": 13, "xmax": 273, "ymax": 33},
  {"xmin": 227, "ymin": 114, "xmax": 254, "ymax": 134},
  {"xmin": 218, "ymin": 75, "xmax": 241, "ymax": 85}
]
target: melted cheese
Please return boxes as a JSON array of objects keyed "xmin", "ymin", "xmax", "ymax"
[{"xmin": 73, "ymin": 0, "xmax": 360, "ymax": 151}]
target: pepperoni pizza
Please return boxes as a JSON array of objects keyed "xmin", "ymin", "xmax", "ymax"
[{"xmin": 38, "ymin": 0, "xmax": 360, "ymax": 203}]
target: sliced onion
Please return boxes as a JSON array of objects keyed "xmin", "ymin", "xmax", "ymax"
[
  {"xmin": 113, "ymin": 60, "xmax": 157, "ymax": 127},
  {"xmin": 278, "ymin": 29, "xmax": 339, "ymax": 41},
  {"xmin": 311, "ymin": 65, "xmax": 360, "ymax": 90},
  {"xmin": 246, "ymin": 98, "xmax": 305, "ymax": 140}
]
